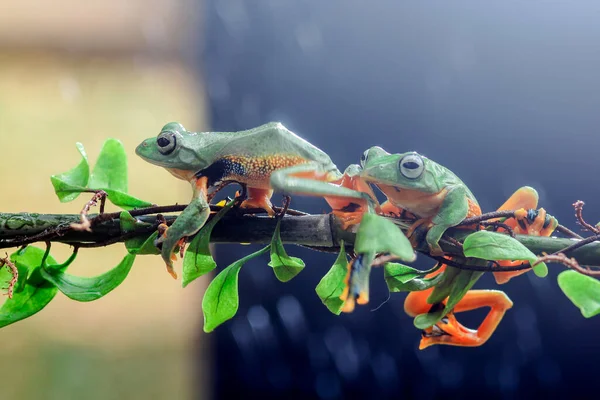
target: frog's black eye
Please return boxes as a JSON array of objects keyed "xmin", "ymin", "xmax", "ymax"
[
  {"xmin": 360, "ymin": 150, "xmax": 369, "ymax": 166},
  {"xmin": 399, "ymin": 153, "xmax": 424, "ymax": 179},
  {"xmin": 156, "ymin": 132, "xmax": 177, "ymax": 155}
]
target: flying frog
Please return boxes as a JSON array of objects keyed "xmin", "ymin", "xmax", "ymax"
[
  {"xmin": 136, "ymin": 121, "xmax": 376, "ymax": 278},
  {"xmin": 357, "ymin": 146, "xmax": 557, "ymax": 347}
]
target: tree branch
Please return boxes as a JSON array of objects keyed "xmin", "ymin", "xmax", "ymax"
[{"xmin": 2, "ymin": 210, "xmax": 600, "ymax": 269}]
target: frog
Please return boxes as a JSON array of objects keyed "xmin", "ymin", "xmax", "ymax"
[
  {"xmin": 353, "ymin": 146, "xmax": 557, "ymax": 347},
  {"xmin": 136, "ymin": 121, "xmax": 377, "ymax": 278}
]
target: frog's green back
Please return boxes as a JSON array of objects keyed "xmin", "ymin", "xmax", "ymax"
[
  {"xmin": 214, "ymin": 122, "xmax": 338, "ymax": 171},
  {"xmin": 426, "ymin": 158, "xmax": 478, "ymax": 204}
]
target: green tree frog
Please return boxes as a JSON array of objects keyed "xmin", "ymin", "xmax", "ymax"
[
  {"xmin": 357, "ymin": 146, "xmax": 557, "ymax": 348},
  {"xmin": 136, "ymin": 122, "xmax": 375, "ymax": 278}
]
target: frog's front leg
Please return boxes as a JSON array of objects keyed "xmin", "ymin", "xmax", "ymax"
[
  {"xmin": 326, "ymin": 164, "xmax": 379, "ymax": 228},
  {"xmin": 270, "ymin": 162, "xmax": 377, "ymax": 212},
  {"xmin": 156, "ymin": 176, "xmax": 211, "ymax": 279},
  {"xmin": 424, "ymin": 185, "xmax": 471, "ymax": 255}
]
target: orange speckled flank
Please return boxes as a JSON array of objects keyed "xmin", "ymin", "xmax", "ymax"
[{"xmin": 223, "ymin": 154, "xmax": 308, "ymax": 188}]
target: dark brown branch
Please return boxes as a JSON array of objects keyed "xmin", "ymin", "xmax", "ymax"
[{"xmin": 4, "ymin": 203, "xmax": 600, "ymax": 278}]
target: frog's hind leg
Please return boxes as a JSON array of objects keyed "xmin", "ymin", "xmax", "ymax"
[{"xmin": 419, "ymin": 290, "xmax": 513, "ymax": 349}]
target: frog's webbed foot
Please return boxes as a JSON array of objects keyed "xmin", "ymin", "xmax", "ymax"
[
  {"xmin": 418, "ymin": 290, "xmax": 513, "ymax": 349},
  {"xmin": 238, "ymin": 187, "xmax": 275, "ymax": 216},
  {"xmin": 331, "ymin": 209, "xmax": 366, "ymax": 229},
  {"xmin": 154, "ymin": 224, "xmax": 185, "ymax": 279},
  {"xmin": 493, "ymin": 207, "xmax": 558, "ymax": 284}
]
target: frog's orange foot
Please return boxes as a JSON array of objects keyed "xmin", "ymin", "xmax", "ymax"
[
  {"xmin": 493, "ymin": 207, "xmax": 557, "ymax": 284},
  {"xmin": 512, "ymin": 208, "xmax": 558, "ymax": 236},
  {"xmin": 331, "ymin": 210, "xmax": 365, "ymax": 229},
  {"xmin": 239, "ymin": 197, "xmax": 275, "ymax": 216}
]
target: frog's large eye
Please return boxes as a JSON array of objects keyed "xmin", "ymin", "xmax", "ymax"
[
  {"xmin": 156, "ymin": 132, "xmax": 177, "ymax": 155},
  {"xmin": 360, "ymin": 150, "xmax": 369, "ymax": 167},
  {"xmin": 399, "ymin": 153, "xmax": 424, "ymax": 179}
]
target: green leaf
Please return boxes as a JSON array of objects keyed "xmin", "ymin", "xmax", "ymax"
[
  {"xmin": 119, "ymin": 211, "xmax": 138, "ymax": 232},
  {"xmin": 183, "ymin": 199, "xmax": 236, "ymax": 288},
  {"xmin": 124, "ymin": 232, "xmax": 160, "ymax": 255},
  {"xmin": 558, "ymin": 270, "xmax": 600, "ymax": 318},
  {"xmin": 89, "ymin": 138, "xmax": 128, "ymax": 193},
  {"xmin": 40, "ymin": 253, "xmax": 136, "ymax": 302},
  {"xmin": 426, "ymin": 266, "xmax": 462, "ymax": 304},
  {"xmin": 50, "ymin": 142, "xmax": 90, "ymax": 202},
  {"xmin": 49, "ymin": 139, "xmax": 152, "ymax": 209},
  {"xmin": 384, "ymin": 263, "xmax": 422, "ymax": 284},
  {"xmin": 463, "ymin": 231, "xmax": 548, "ymax": 278},
  {"xmin": 355, "ymin": 213, "xmax": 415, "ymax": 262},
  {"xmin": 202, "ymin": 246, "xmax": 270, "ymax": 332},
  {"xmin": 315, "ymin": 242, "xmax": 348, "ymax": 314},
  {"xmin": 384, "ymin": 263, "xmax": 444, "ymax": 293},
  {"xmin": 0, "ymin": 247, "xmax": 63, "ymax": 328},
  {"xmin": 103, "ymin": 189, "xmax": 152, "ymax": 210},
  {"xmin": 414, "ymin": 268, "xmax": 483, "ymax": 329},
  {"xmin": 268, "ymin": 220, "xmax": 305, "ymax": 282},
  {"xmin": 413, "ymin": 308, "xmax": 446, "ymax": 330}
]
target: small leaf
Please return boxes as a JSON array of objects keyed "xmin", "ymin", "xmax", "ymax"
[
  {"xmin": 50, "ymin": 142, "xmax": 90, "ymax": 202},
  {"xmin": 268, "ymin": 220, "xmax": 305, "ymax": 282},
  {"xmin": 119, "ymin": 211, "xmax": 138, "ymax": 232},
  {"xmin": 103, "ymin": 189, "xmax": 152, "ymax": 210},
  {"xmin": 355, "ymin": 213, "xmax": 415, "ymax": 262},
  {"xmin": 202, "ymin": 246, "xmax": 270, "ymax": 332},
  {"xmin": 463, "ymin": 231, "xmax": 548, "ymax": 278},
  {"xmin": 315, "ymin": 242, "xmax": 348, "ymax": 314},
  {"xmin": 89, "ymin": 138, "xmax": 128, "ymax": 193},
  {"xmin": 183, "ymin": 199, "xmax": 236, "ymax": 288},
  {"xmin": 414, "ymin": 269, "xmax": 483, "ymax": 329},
  {"xmin": 0, "ymin": 247, "xmax": 63, "ymax": 328},
  {"xmin": 384, "ymin": 263, "xmax": 422, "ymax": 284},
  {"xmin": 41, "ymin": 254, "xmax": 136, "ymax": 302},
  {"xmin": 125, "ymin": 232, "xmax": 160, "ymax": 255},
  {"xmin": 413, "ymin": 308, "xmax": 446, "ymax": 330},
  {"xmin": 558, "ymin": 270, "xmax": 600, "ymax": 318}
]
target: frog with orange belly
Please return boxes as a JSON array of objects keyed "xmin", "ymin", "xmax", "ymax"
[{"xmin": 353, "ymin": 146, "xmax": 557, "ymax": 348}]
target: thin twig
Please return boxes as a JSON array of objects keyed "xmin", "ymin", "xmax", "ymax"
[
  {"xmin": 458, "ymin": 210, "xmax": 516, "ymax": 226},
  {"xmin": 573, "ymin": 200, "xmax": 600, "ymax": 234},
  {"xmin": 71, "ymin": 190, "xmax": 107, "ymax": 231},
  {"xmin": 534, "ymin": 252, "xmax": 600, "ymax": 277},
  {"xmin": 0, "ymin": 253, "xmax": 18, "ymax": 299}
]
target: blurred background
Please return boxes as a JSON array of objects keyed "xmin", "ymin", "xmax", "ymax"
[{"xmin": 2, "ymin": 1, "xmax": 600, "ymax": 399}]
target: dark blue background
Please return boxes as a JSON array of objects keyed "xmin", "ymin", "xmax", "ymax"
[{"xmin": 199, "ymin": 1, "xmax": 600, "ymax": 398}]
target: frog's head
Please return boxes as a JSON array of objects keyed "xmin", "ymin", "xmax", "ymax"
[
  {"xmin": 136, "ymin": 122, "xmax": 208, "ymax": 171},
  {"xmin": 360, "ymin": 147, "xmax": 440, "ymax": 193}
]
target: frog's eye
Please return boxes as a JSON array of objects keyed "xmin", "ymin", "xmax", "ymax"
[
  {"xmin": 156, "ymin": 132, "xmax": 177, "ymax": 155},
  {"xmin": 360, "ymin": 150, "xmax": 369, "ymax": 166},
  {"xmin": 399, "ymin": 154, "xmax": 424, "ymax": 179}
]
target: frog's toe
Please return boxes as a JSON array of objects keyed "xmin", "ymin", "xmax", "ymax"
[
  {"xmin": 239, "ymin": 198, "xmax": 275, "ymax": 216},
  {"xmin": 331, "ymin": 210, "xmax": 365, "ymax": 229},
  {"xmin": 512, "ymin": 207, "xmax": 558, "ymax": 236}
]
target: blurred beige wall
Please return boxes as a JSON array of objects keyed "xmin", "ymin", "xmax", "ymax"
[
  {"xmin": 0, "ymin": 2, "xmax": 209, "ymax": 399},
  {"xmin": 0, "ymin": 0, "xmax": 200, "ymax": 54}
]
